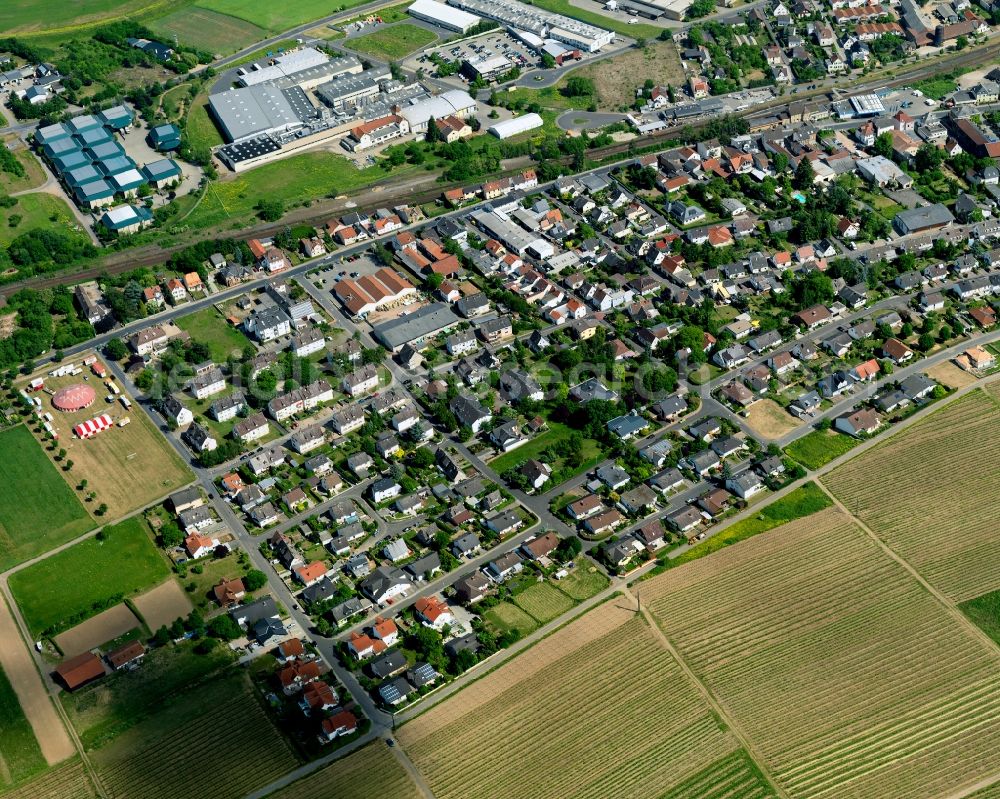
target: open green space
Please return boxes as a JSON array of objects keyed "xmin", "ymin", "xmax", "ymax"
[
  {"xmin": 174, "ymin": 306, "xmax": 251, "ymax": 362},
  {"xmin": 513, "ymin": 581, "xmax": 574, "ymax": 623},
  {"xmin": 783, "ymin": 429, "xmax": 860, "ymax": 470},
  {"xmin": 490, "ymin": 421, "xmax": 603, "ymax": 483},
  {"xmin": 0, "ymin": 425, "xmax": 92, "ymax": 573},
  {"xmin": 183, "ymin": 151, "xmax": 413, "ymax": 231},
  {"xmin": 10, "ymin": 517, "xmax": 170, "ymax": 636},
  {"xmin": 960, "ymin": 589, "xmax": 1000, "ymax": 648},
  {"xmin": 483, "ymin": 602, "xmax": 539, "ymax": 637},
  {"xmin": 0, "ymin": 666, "xmax": 46, "ymax": 788},
  {"xmin": 183, "ymin": 88, "xmax": 226, "ymax": 152},
  {"xmin": 665, "ymin": 482, "xmax": 833, "ymax": 568},
  {"xmin": 0, "ymin": 0, "xmax": 165, "ymax": 35},
  {"xmin": 0, "ymin": 193, "xmax": 88, "ymax": 249},
  {"xmin": 149, "ymin": 6, "xmax": 266, "ymax": 53},
  {"xmin": 195, "ymin": 0, "xmax": 371, "ymax": 32},
  {"xmin": 62, "ymin": 640, "xmax": 233, "ymax": 749},
  {"xmin": 344, "ymin": 23, "xmax": 437, "ymax": 60},
  {"xmin": 554, "ymin": 559, "xmax": 609, "ymax": 600},
  {"xmin": 0, "ymin": 146, "xmax": 47, "ymax": 195}
]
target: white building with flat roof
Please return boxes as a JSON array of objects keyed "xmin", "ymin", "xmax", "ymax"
[{"xmin": 409, "ymin": 0, "xmax": 482, "ymax": 31}]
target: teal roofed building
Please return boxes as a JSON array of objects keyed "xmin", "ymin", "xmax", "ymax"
[
  {"xmin": 65, "ymin": 163, "xmax": 103, "ymax": 188},
  {"xmin": 34, "ymin": 122, "xmax": 71, "ymax": 147},
  {"xmin": 67, "ymin": 114, "xmax": 104, "ymax": 134},
  {"xmin": 52, "ymin": 149, "xmax": 90, "ymax": 173},
  {"xmin": 101, "ymin": 204, "xmax": 153, "ymax": 234},
  {"xmin": 97, "ymin": 154, "xmax": 136, "ymax": 177},
  {"xmin": 141, "ymin": 157, "xmax": 181, "ymax": 188},
  {"xmin": 99, "ymin": 104, "xmax": 134, "ymax": 131},
  {"xmin": 85, "ymin": 140, "xmax": 126, "ymax": 162},
  {"xmin": 74, "ymin": 126, "xmax": 113, "ymax": 149},
  {"xmin": 108, "ymin": 168, "xmax": 146, "ymax": 196},
  {"xmin": 43, "ymin": 137, "xmax": 79, "ymax": 159},
  {"xmin": 75, "ymin": 179, "xmax": 116, "ymax": 209},
  {"xmin": 147, "ymin": 123, "xmax": 181, "ymax": 151}
]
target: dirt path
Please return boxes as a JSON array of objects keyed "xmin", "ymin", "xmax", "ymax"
[
  {"xmin": 0, "ymin": 591, "xmax": 76, "ymax": 765},
  {"xmin": 939, "ymin": 772, "xmax": 1000, "ymax": 799},
  {"xmin": 814, "ymin": 479, "xmax": 1000, "ymax": 656},
  {"xmin": 621, "ymin": 585, "xmax": 792, "ymax": 799},
  {"xmin": 386, "ymin": 740, "xmax": 437, "ymax": 799}
]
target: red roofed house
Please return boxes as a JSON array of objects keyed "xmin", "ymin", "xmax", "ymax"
[
  {"xmin": 413, "ymin": 595, "xmax": 455, "ymax": 630},
  {"xmin": 279, "ymin": 658, "xmax": 322, "ymax": 695},
  {"xmin": 372, "ymin": 617, "xmax": 399, "ymax": 646},
  {"xmin": 882, "ymin": 337, "xmax": 914, "ymax": 364},
  {"xmin": 185, "ymin": 532, "xmax": 220, "ymax": 559},
  {"xmin": 106, "ymin": 640, "xmax": 145, "ymax": 671},
  {"xmin": 851, "ymin": 358, "xmax": 880, "ymax": 382},
  {"xmin": 213, "ymin": 576, "xmax": 246, "ymax": 607},
  {"xmin": 348, "ymin": 631, "xmax": 386, "ymax": 660},
  {"xmin": 520, "ymin": 532, "xmax": 560, "ymax": 561},
  {"xmin": 55, "ymin": 652, "xmax": 105, "ymax": 690},
  {"xmin": 300, "ymin": 680, "xmax": 338, "ymax": 714},
  {"xmin": 793, "ymin": 304, "xmax": 832, "ymax": 330},
  {"xmin": 293, "ymin": 561, "xmax": 328, "ymax": 587},
  {"xmin": 277, "ymin": 638, "xmax": 305, "ymax": 663},
  {"xmin": 969, "ymin": 306, "xmax": 997, "ymax": 329},
  {"xmin": 707, "ymin": 225, "xmax": 734, "ymax": 248},
  {"xmin": 319, "ymin": 710, "xmax": 358, "ymax": 742}
]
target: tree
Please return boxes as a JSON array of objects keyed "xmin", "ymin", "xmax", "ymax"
[
  {"xmin": 540, "ymin": 52, "xmax": 556, "ymax": 68},
  {"xmin": 207, "ymin": 614, "xmax": 242, "ymax": 640},
  {"xmin": 555, "ymin": 535, "xmax": 583, "ymax": 561},
  {"xmin": 243, "ymin": 569, "xmax": 267, "ymax": 592},
  {"xmin": 96, "ymin": 503, "xmax": 108, "ymax": 516},
  {"xmin": 64, "ymin": 459, "xmax": 73, "ymax": 472},
  {"xmin": 793, "ymin": 157, "xmax": 815, "ymax": 191},
  {"xmin": 917, "ymin": 332, "xmax": 935, "ymax": 351},
  {"xmin": 255, "ymin": 198, "xmax": 284, "ymax": 222},
  {"xmin": 104, "ymin": 338, "xmax": 127, "ymax": 361},
  {"xmin": 873, "ymin": 132, "xmax": 893, "ymax": 159},
  {"xmin": 159, "ymin": 522, "xmax": 183, "ymax": 548},
  {"xmin": 675, "ymin": 325, "xmax": 708, "ymax": 363},
  {"xmin": 425, "ymin": 118, "xmax": 442, "ymax": 143},
  {"xmin": 563, "ymin": 76, "xmax": 594, "ymax": 97}
]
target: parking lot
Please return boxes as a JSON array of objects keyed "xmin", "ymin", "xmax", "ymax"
[{"xmin": 406, "ymin": 30, "xmax": 536, "ymax": 83}]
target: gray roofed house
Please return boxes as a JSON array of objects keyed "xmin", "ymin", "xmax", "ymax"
[
  {"xmin": 371, "ymin": 650, "xmax": 408, "ymax": 680},
  {"xmin": 450, "ymin": 393, "xmax": 492, "ymax": 433},
  {"xmin": 379, "ymin": 675, "xmax": 413, "ymax": 705},
  {"xmin": 451, "ymin": 532, "xmax": 481, "ymax": 557},
  {"xmin": 406, "ymin": 552, "xmax": 442, "ymax": 581},
  {"xmin": 569, "ymin": 378, "xmax": 619, "ymax": 403},
  {"xmin": 360, "ymin": 565, "xmax": 412, "ymax": 604},
  {"xmin": 683, "ymin": 449, "xmax": 721, "ymax": 476},
  {"xmin": 452, "ymin": 571, "xmax": 491, "ymax": 603},
  {"xmin": 330, "ymin": 596, "xmax": 374, "ymax": 625},
  {"xmin": 899, "ymin": 374, "xmax": 937, "ymax": 400},
  {"xmin": 301, "ymin": 576, "xmax": 341, "ymax": 605}
]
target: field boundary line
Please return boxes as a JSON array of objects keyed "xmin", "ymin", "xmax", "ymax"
[
  {"xmin": 939, "ymin": 771, "xmax": 1000, "ymax": 799},
  {"xmin": 813, "ymin": 480, "xmax": 1000, "ymax": 657},
  {"xmin": 621, "ymin": 586, "xmax": 791, "ymax": 799},
  {"xmin": 387, "ymin": 741, "xmax": 436, "ymax": 799}
]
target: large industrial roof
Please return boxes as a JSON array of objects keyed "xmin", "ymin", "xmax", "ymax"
[
  {"xmin": 398, "ymin": 90, "xmax": 475, "ymax": 127},
  {"xmin": 209, "ymin": 85, "xmax": 305, "ymax": 143},
  {"xmin": 409, "ymin": 0, "xmax": 481, "ymax": 29},
  {"xmin": 238, "ymin": 47, "xmax": 330, "ymax": 87}
]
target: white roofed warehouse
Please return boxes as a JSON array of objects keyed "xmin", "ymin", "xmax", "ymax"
[
  {"xmin": 398, "ymin": 90, "xmax": 477, "ymax": 133},
  {"xmin": 488, "ymin": 113, "xmax": 543, "ymax": 139},
  {"xmin": 409, "ymin": 0, "xmax": 482, "ymax": 32}
]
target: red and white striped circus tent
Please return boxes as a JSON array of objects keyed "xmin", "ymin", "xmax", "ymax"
[{"xmin": 74, "ymin": 414, "xmax": 113, "ymax": 439}]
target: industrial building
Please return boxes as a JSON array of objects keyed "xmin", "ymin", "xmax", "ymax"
[
  {"xmin": 408, "ymin": 0, "xmax": 482, "ymax": 32},
  {"xmin": 447, "ymin": 0, "xmax": 614, "ymax": 51},
  {"xmin": 487, "ymin": 112, "xmax": 542, "ymax": 139},
  {"xmin": 893, "ymin": 204, "xmax": 955, "ymax": 236},
  {"xmin": 372, "ymin": 303, "xmax": 462, "ymax": 351},
  {"xmin": 237, "ymin": 47, "xmax": 331, "ymax": 87},
  {"xmin": 315, "ymin": 65, "xmax": 391, "ymax": 110},
  {"xmin": 398, "ymin": 90, "xmax": 477, "ymax": 133},
  {"xmin": 616, "ymin": 0, "xmax": 691, "ymax": 20},
  {"xmin": 461, "ymin": 55, "xmax": 513, "ymax": 81},
  {"xmin": 472, "ymin": 208, "xmax": 554, "ymax": 258},
  {"xmin": 209, "ymin": 84, "xmax": 317, "ymax": 143}
]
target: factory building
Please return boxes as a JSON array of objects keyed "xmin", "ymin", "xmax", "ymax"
[
  {"xmin": 408, "ymin": 0, "xmax": 482, "ymax": 32},
  {"xmin": 447, "ymin": 0, "xmax": 614, "ymax": 51}
]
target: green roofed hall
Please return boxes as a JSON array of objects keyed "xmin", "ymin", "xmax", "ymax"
[
  {"xmin": 85, "ymin": 140, "xmax": 126, "ymax": 162},
  {"xmin": 147, "ymin": 123, "xmax": 181, "ymax": 151},
  {"xmin": 75, "ymin": 179, "xmax": 115, "ymax": 207},
  {"xmin": 141, "ymin": 157, "xmax": 181, "ymax": 187},
  {"xmin": 67, "ymin": 114, "xmax": 103, "ymax": 134},
  {"xmin": 101, "ymin": 203, "xmax": 153, "ymax": 233},
  {"xmin": 74, "ymin": 126, "xmax": 113, "ymax": 149},
  {"xmin": 99, "ymin": 104, "xmax": 134, "ymax": 131},
  {"xmin": 34, "ymin": 122, "xmax": 71, "ymax": 146}
]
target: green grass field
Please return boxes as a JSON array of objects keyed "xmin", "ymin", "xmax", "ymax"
[
  {"xmin": 0, "ymin": 425, "xmax": 92, "ymax": 572},
  {"xmin": 555, "ymin": 559, "xmax": 609, "ymax": 601},
  {"xmin": 62, "ymin": 640, "xmax": 233, "ymax": 749},
  {"xmin": 666, "ymin": 482, "xmax": 834, "ymax": 568},
  {"xmin": 513, "ymin": 581, "xmax": 574, "ymax": 623},
  {"xmin": 10, "ymin": 517, "xmax": 170, "ymax": 636},
  {"xmin": 784, "ymin": 429, "xmax": 860, "ymax": 470},
  {"xmin": 174, "ymin": 307, "xmax": 250, "ymax": 362},
  {"xmin": 183, "ymin": 88, "xmax": 225, "ymax": 152},
  {"xmin": 483, "ymin": 602, "xmax": 539, "ymax": 637},
  {"xmin": 0, "ymin": 193, "xmax": 88, "ymax": 248},
  {"xmin": 490, "ymin": 422, "xmax": 603, "ymax": 483},
  {"xmin": 185, "ymin": 151, "xmax": 413, "ymax": 230},
  {"xmin": 149, "ymin": 6, "xmax": 265, "ymax": 53},
  {"xmin": 0, "ymin": 146, "xmax": 47, "ymax": 194},
  {"xmin": 0, "ymin": 666, "xmax": 46, "ymax": 788},
  {"xmin": 345, "ymin": 23, "xmax": 437, "ymax": 60},
  {"xmin": 959, "ymin": 589, "xmax": 1000, "ymax": 648},
  {"xmin": 194, "ymin": 0, "xmax": 370, "ymax": 31},
  {"xmin": 0, "ymin": 0, "xmax": 163, "ymax": 35}
]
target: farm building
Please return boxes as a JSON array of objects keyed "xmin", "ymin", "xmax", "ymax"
[
  {"xmin": 408, "ymin": 0, "xmax": 481, "ymax": 31},
  {"xmin": 55, "ymin": 651, "xmax": 105, "ymax": 690},
  {"xmin": 488, "ymin": 113, "xmax": 543, "ymax": 139}
]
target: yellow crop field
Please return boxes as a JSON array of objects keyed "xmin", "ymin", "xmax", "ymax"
[
  {"xmin": 399, "ymin": 601, "xmax": 775, "ymax": 799},
  {"xmin": 823, "ymin": 389, "xmax": 1000, "ymax": 601},
  {"xmin": 643, "ymin": 508, "xmax": 1000, "ymax": 799},
  {"xmin": 268, "ymin": 742, "xmax": 422, "ymax": 799}
]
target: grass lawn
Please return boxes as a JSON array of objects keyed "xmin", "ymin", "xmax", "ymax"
[
  {"xmin": 345, "ymin": 23, "xmax": 436, "ymax": 60},
  {"xmin": 555, "ymin": 558, "xmax": 609, "ymax": 601},
  {"xmin": 0, "ymin": 0, "xmax": 164, "ymax": 35},
  {"xmin": 513, "ymin": 581, "xmax": 574, "ymax": 623},
  {"xmin": 0, "ymin": 666, "xmax": 46, "ymax": 788},
  {"xmin": 666, "ymin": 482, "xmax": 834, "ymax": 568},
  {"xmin": 178, "ymin": 552, "xmax": 262, "ymax": 611},
  {"xmin": 490, "ymin": 422, "xmax": 603, "ymax": 484},
  {"xmin": 10, "ymin": 517, "xmax": 170, "ymax": 636},
  {"xmin": 0, "ymin": 193, "xmax": 87, "ymax": 248},
  {"xmin": 174, "ymin": 306, "xmax": 251, "ymax": 362},
  {"xmin": 62, "ymin": 640, "xmax": 233, "ymax": 749},
  {"xmin": 0, "ymin": 145, "xmax": 47, "ymax": 194},
  {"xmin": 183, "ymin": 87, "xmax": 225, "ymax": 152},
  {"xmin": 0, "ymin": 425, "xmax": 92, "ymax": 572},
  {"xmin": 195, "ymin": 0, "xmax": 374, "ymax": 31},
  {"xmin": 184, "ymin": 151, "xmax": 414, "ymax": 231},
  {"xmin": 149, "ymin": 6, "xmax": 265, "ymax": 53},
  {"xmin": 483, "ymin": 602, "xmax": 539, "ymax": 637},
  {"xmin": 784, "ymin": 429, "xmax": 860, "ymax": 470},
  {"xmin": 959, "ymin": 589, "xmax": 1000, "ymax": 648}
]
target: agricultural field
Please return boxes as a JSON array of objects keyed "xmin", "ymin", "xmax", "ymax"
[
  {"xmin": 823, "ymin": 388, "xmax": 1000, "ymax": 601},
  {"xmin": 553, "ymin": 558, "xmax": 608, "ymax": 601},
  {"xmin": 644, "ymin": 507, "xmax": 1000, "ymax": 799},
  {"xmin": 62, "ymin": 640, "xmax": 233, "ymax": 749},
  {"xmin": 512, "ymin": 581, "xmax": 574, "ymax": 623},
  {"xmin": 194, "ymin": 0, "xmax": 373, "ymax": 32},
  {"xmin": 400, "ymin": 601, "xmax": 775, "ymax": 799},
  {"xmin": 148, "ymin": 6, "xmax": 265, "ymax": 54},
  {"xmin": 89, "ymin": 669, "xmax": 297, "ymax": 799},
  {"xmin": 131, "ymin": 580, "xmax": 192, "ymax": 632},
  {"xmin": 21, "ymin": 362, "xmax": 193, "ymax": 519},
  {"xmin": 667, "ymin": 482, "xmax": 832, "ymax": 568},
  {"xmin": 482, "ymin": 602, "xmax": 538, "ymax": 637},
  {"xmin": 0, "ymin": 0, "xmax": 162, "ymax": 35},
  {"xmin": 0, "ymin": 425, "xmax": 92, "ymax": 572},
  {"xmin": 0, "ymin": 193, "xmax": 86, "ymax": 249},
  {"xmin": 10, "ymin": 517, "xmax": 170, "ymax": 637},
  {"xmin": 783, "ymin": 428, "xmax": 859, "ymax": 470},
  {"xmin": 961, "ymin": 589, "xmax": 1000, "ymax": 648},
  {"xmin": 53, "ymin": 604, "xmax": 142, "ymax": 658},
  {"xmin": 174, "ymin": 307, "xmax": 251, "ymax": 362},
  {"xmin": 0, "ymin": 760, "xmax": 95, "ymax": 799},
  {"xmin": 268, "ymin": 742, "xmax": 422, "ymax": 799},
  {"xmin": 345, "ymin": 23, "xmax": 437, "ymax": 60},
  {"xmin": 0, "ymin": 665, "xmax": 46, "ymax": 788}
]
